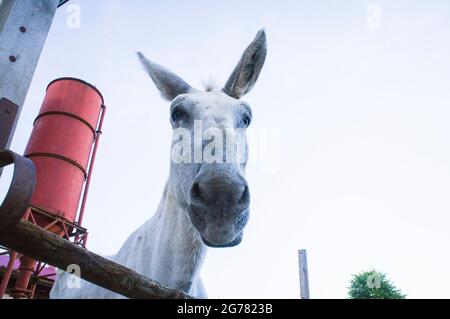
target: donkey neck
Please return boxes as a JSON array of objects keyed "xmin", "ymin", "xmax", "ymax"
[{"xmin": 147, "ymin": 181, "xmax": 208, "ymax": 293}]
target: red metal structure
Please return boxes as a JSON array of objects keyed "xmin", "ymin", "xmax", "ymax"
[
  {"xmin": 0, "ymin": 253, "xmax": 55, "ymax": 299},
  {"xmin": 0, "ymin": 78, "xmax": 105, "ymax": 298}
]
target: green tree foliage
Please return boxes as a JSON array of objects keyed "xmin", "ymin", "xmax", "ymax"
[{"xmin": 347, "ymin": 270, "xmax": 406, "ymax": 299}]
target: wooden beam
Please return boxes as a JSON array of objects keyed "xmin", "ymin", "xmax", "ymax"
[
  {"xmin": 0, "ymin": 0, "xmax": 60, "ymax": 150},
  {"xmin": 298, "ymin": 249, "xmax": 310, "ymax": 299},
  {"xmin": 0, "ymin": 221, "xmax": 192, "ymax": 299}
]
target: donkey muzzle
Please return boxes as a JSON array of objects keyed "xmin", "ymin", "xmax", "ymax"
[{"xmin": 188, "ymin": 171, "xmax": 250, "ymax": 247}]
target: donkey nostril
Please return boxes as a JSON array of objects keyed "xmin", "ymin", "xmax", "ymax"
[
  {"xmin": 237, "ymin": 185, "xmax": 250, "ymax": 209},
  {"xmin": 191, "ymin": 182, "xmax": 208, "ymax": 204}
]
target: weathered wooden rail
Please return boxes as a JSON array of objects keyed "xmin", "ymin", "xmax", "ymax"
[{"xmin": 0, "ymin": 150, "xmax": 192, "ymax": 299}]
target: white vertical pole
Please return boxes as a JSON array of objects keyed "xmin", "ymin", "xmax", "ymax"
[{"xmin": 298, "ymin": 249, "xmax": 310, "ymax": 299}]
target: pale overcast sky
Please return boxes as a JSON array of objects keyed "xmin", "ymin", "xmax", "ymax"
[{"xmin": 1, "ymin": 0, "xmax": 450, "ymax": 298}]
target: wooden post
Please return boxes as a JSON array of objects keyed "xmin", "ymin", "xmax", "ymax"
[
  {"xmin": 298, "ymin": 249, "xmax": 310, "ymax": 299},
  {"xmin": 0, "ymin": 0, "xmax": 60, "ymax": 151}
]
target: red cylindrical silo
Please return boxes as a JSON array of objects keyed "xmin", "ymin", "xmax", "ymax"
[
  {"xmin": 10, "ymin": 78, "xmax": 104, "ymax": 298},
  {"xmin": 24, "ymin": 78, "xmax": 103, "ymax": 234}
]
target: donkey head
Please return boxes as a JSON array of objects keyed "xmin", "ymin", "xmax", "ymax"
[{"xmin": 138, "ymin": 30, "xmax": 267, "ymax": 247}]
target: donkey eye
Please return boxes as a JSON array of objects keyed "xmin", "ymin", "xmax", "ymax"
[
  {"xmin": 241, "ymin": 115, "xmax": 251, "ymax": 127},
  {"xmin": 171, "ymin": 108, "xmax": 188, "ymax": 123}
]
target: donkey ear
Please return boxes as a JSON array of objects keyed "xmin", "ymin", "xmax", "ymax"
[
  {"xmin": 137, "ymin": 52, "xmax": 194, "ymax": 101},
  {"xmin": 223, "ymin": 29, "xmax": 267, "ymax": 99}
]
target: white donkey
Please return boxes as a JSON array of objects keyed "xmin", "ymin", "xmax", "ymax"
[{"xmin": 50, "ymin": 30, "xmax": 267, "ymax": 299}]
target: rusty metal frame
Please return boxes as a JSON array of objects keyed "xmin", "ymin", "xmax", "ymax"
[{"xmin": 29, "ymin": 206, "xmax": 88, "ymax": 239}]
